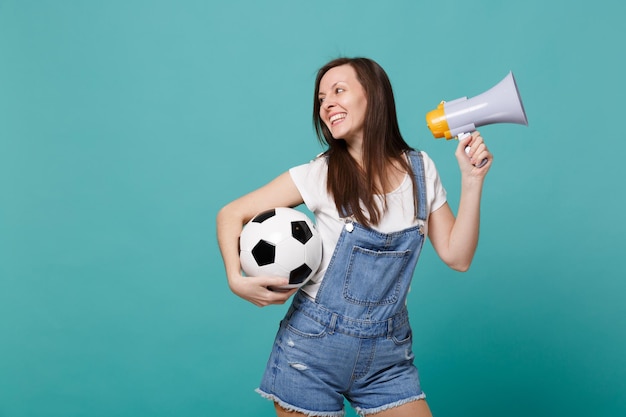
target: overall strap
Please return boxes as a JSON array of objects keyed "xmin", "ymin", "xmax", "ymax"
[{"xmin": 407, "ymin": 150, "xmax": 428, "ymax": 222}]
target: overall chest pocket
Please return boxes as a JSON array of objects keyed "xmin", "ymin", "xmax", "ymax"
[{"xmin": 343, "ymin": 246, "xmax": 412, "ymax": 306}]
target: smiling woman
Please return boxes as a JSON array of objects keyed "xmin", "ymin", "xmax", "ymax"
[
  {"xmin": 2, "ymin": 0, "xmax": 625, "ymax": 416},
  {"xmin": 317, "ymin": 65, "xmax": 368, "ymax": 147},
  {"xmin": 216, "ymin": 56, "xmax": 493, "ymax": 417}
]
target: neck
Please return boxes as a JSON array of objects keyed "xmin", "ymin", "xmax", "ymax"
[{"xmin": 345, "ymin": 137, "xmax": 364, "ymax": 167}]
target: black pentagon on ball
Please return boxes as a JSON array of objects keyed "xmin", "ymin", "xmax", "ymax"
[
  {"xmin": 251, "ymin": 209, "xmax": 276, "ymax": 223},
  {"xmin": 291, "ymin": 221, "xmax": 313, "ymax": 244},
  {"xmin": 251, "ymin": 239, "xmax": 275, "ymax": 266},
  {"xmin": 289, "ymin": 263, "xmax": 313, "ymax": 285}
]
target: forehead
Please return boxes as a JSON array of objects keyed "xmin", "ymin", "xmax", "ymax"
[{"xmin": 319, "ymin": 64, "xmax": 360, "ymax": 91}]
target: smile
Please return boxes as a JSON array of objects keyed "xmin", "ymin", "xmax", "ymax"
[{"xmin": 330, "ymin": 113, "xmax": 347, "ymax": 125}]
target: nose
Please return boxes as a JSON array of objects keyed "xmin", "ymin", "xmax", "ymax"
[{"xmin": 322, "ymin": 98, "xmax": 335, "ymax": 112}]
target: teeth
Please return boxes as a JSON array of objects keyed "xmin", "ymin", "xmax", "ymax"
[{"xmin": 330, "ymin": 113, "xmax": 346, "ymax": 123}]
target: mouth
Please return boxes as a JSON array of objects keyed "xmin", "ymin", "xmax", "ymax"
[{"xmin": 329, "ymin": 113, "xmax": 347, "ymax": 125}]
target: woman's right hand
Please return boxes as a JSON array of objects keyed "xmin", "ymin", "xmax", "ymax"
[{"xmin": 228, "ymin": 274, "xmax": 298, "ymax": 307}]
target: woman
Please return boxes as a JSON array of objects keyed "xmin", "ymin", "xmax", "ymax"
[{"xmin": 217, "ymin": 57, "xmax": 492, "ymax": 417}]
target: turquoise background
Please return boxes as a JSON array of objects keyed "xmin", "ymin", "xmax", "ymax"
[{"xmin": 1, "ymin": 0, "xmax": 624, "ymax": 416}]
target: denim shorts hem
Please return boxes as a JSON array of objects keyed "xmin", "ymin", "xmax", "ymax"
[
  {"xmin": 255, "ymin": 388, "xmax": 345, "ymax": 417},
  {"xmin": 354, "ymin": 393, "xmax": 427, "ymax": 417}
]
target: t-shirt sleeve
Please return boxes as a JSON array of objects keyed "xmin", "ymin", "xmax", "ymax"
[
  {"xmin": 421, "ymin": 151, "xmax": 447, "ymax": 213},
  {"xmin": 289, "ymin": 157, "xmax": 328, "ymax": 213}
]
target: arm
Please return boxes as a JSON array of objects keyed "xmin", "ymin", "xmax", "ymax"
[
  {"xmin": 216, "ymin": 171, "xmax": 304, "ymax": 306},
  {"xmin": 427, "ymin": 131, "xmax": 492, "ymax": 271}
]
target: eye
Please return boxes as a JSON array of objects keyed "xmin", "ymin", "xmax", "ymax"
[
  {"xmin": 318, "ymin": 97, "xmax": 325, "ymax": 104},
  {"xmin": 335, "ymin": 87, "xmax": 344, "ymax": 94}
]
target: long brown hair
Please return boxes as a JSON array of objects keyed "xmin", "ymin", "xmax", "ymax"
[{"xmin": 313, "ymin": 57, "xmax": 417, "ymax": 227}]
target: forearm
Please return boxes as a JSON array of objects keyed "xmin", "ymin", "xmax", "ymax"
[
  {"xmin": 446, "ymin": 177, "xmax": 484, "ymax": 271},
  {"xmin": 216, "ymin": 204, "xmax": 245, "ymax": 287},
  {"xmin": 437, "ymin": 130, "xmax": 492, "ymax": 271}
]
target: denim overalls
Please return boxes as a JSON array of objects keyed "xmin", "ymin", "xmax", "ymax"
[{"xmin": 257, "ymin": 151, "xmax": 428, "ymax": 417}]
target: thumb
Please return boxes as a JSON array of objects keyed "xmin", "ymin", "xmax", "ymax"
[
  {"xmin": 455, "ymin": 133, "xmax": 473, "ymax": 164},
  {"xmin": 456, "ymin": 132, "xmax": 473, "ymax": 152}
]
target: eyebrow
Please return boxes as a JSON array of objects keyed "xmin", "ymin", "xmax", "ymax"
[{"xmin": 318, "ymin": 81, "xmax": 345, "ymax": 97}]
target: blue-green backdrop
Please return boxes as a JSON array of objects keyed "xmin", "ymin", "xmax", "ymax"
[{"xmin": 1, "ymin": 1, "xmax": 624, "ymax": 416}]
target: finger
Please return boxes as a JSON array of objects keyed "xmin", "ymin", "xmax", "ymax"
[
  {"xmin": 252, "ymin": 276, "xmax": 290, "ymax": 289},
  {"xmin": 473, "ymin": 146, "xmax": 492, "ymax": 168},
  {"xmin": 455, "ymin": 131, "xmax": 490, "ymax": 169},
  {"xmin": 466, "ymin": 134, "xmax": 484, "ymax": 155},
  {"xmin": 462, "ymin": 132, "xmax": 489, "ymax": 166},
  {"xmin": 474, "ymin": 155, "xmax": 490, "ymax": 169},
  {"xmin": 251, "ymin": 287, "xmax": 292, "ymax": 307},
  {"xmin": 457, "ymin": 132, "xmax": 473, "ymax": 150},
  {"xmin": 468, "ymin": 142, "xmax": 486, "ymax": 159},
  {"xmin": 268, "ymin": 287, "xmax": 298, "ymax": 304},
  {"xmin": 254, "ymin": 286, "xmax": 296, "ymax": 307},
  {"xmin": 457, "ymin": 137, "xmax": 473, "ymax": 162}
]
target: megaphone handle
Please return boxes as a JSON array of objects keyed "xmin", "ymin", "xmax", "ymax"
[{"xmin": 458, "ymin": 132, "xmax": 488, "ymax": 168}]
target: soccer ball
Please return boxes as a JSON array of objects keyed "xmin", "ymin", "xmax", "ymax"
[{"xmin": 239, "ymin": 207, "xmax": 322, "ymax": 289}]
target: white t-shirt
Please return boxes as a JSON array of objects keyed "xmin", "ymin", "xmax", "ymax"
[{"xmin": 289, "ymin": 151, "xmax": 447, "ymax": 299}]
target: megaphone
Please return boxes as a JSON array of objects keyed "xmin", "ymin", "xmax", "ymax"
[{"xmin": 426, "ymin": 71, "xmax": 528, "ymax": 167}]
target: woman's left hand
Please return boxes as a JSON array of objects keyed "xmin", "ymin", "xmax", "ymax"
[{"xmin": 456, "ymin": 131, "xmax": 493, "ymax": 177}]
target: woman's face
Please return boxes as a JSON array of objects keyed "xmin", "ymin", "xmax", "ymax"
[{"xmin": 318, "ymin": 64, "xmax": 368, "ymax": 144}]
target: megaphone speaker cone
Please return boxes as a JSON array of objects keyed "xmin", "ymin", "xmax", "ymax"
[{"xmin": 425, "ymin": 71, "xmax": 528, "ymax": 139}]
